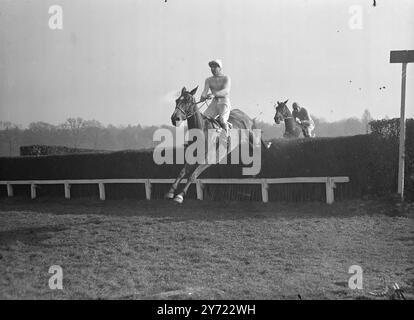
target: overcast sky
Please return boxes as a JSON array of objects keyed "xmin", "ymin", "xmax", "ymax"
[{"xmin": 0, "ymin": 0, "xmax": 413, "ymax": 128}]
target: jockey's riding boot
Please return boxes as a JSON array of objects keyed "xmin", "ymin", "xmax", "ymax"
[{"xmin": 222, "ymin": 122, "xmax": 229, "ymax": 137}]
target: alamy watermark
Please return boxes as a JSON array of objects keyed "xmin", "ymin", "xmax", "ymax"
[
  {"xmin": 348, "ymin": 265, "xmax": 363, "ymax": 290},
  {"xmin": 348, "ymin": 5, "xmax": 363, "ymax": 30},
  {"xmin": 48, "ymin": 265, "xmax": 63, "ymax": 290},
  {"xmin": 153, "ymin": 128, "xmax": 262, "ymax": 176},
  {"xmin": 48, "ymin": 5, "xmax": 63, "ymax": 30}
]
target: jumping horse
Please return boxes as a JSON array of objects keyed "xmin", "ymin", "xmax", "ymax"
[{"xmin": 167, "ymin": 86, "xmax": 270, "ymax": 203}]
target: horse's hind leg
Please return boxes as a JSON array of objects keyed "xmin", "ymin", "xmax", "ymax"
[
  {"xmin": 165, "ymin": 163, "xmax": 192, "ymax": 199},
  {"xmin": 174, "ymin": 164, "xmax": 211, "ymax": 204}
]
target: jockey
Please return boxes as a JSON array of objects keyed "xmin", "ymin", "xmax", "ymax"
[
  {"xmin": 200, "ymin": 59, "xmax": 231, "ymax": 134},
  {"xmin": 292, "ymin": 102, "xmax": 315, "ymax": 137}
]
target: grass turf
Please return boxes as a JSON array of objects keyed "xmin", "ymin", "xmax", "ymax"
[{"xmin": 0, "ymin": 197, "xmax": 413, "ymax": 299}]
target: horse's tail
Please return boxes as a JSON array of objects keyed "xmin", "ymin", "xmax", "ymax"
[
  {"xmin": 251, "ymin": 117, "xmax": 258, "ymax": 130},
  {"xmin": 251, "ymin": 118, "xmax": 271, "ymax": 149}
]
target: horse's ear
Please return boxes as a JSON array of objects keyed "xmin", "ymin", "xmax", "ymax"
[
  {"xmin": 189, "ymin": 86, "xmax": 198, "ymax": 96},
  {"xmin": 284, "ymin": 99, "xmax": 289, "ymax": 104},
  {"xmin": 277, "ymin": 101, "xmax": 280, "ymax": 105},
  {"xmin": 181, "ymin": 87, "xmax": 187, "ymax": 94}
]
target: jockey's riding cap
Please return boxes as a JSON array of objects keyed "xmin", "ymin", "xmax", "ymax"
[{"xmin": 208, "ymin": 59, "xmax": 223, "ymax": 68}]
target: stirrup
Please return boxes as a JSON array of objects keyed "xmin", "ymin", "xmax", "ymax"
[
  {"xmin": 217, "ymin": 127, "xmax": 229, "ymax": 139},
  {"xmin": 215, "ymin": 121, "xmax": 231, "ymax": 133}
]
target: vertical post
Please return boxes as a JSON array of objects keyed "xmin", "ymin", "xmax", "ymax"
[
  {"xmin": 196, "ymin": 180, "xmax": 203, "ymax": 200},
  {"xmin": 390, "ymin": 51, "xmax": 413, "ymax": 200},
  {"xmin": 6, "ymin": 183, "xmax": 13, "ymax": 197},
  {"xmin": 145, "ymin": 179, "xmax": 151, "ymax": 200},
  {"xmin": 397, "ymin": 62, "xmax": 407, "ymax": 201},
  {"xmin": 64, "ymin": 183, "xmax": 71, "ymax": 199},
  {"xmin": 31, "ymin": 184, "xmax": 37, "ymax": 199},
  {"xmin": 261, "ymin": 180, "xmax": 269, "ymax": 203},
  {"xmin": 98, "ymin": 182, "xmax": 105, "ymax": 200},
  {"xmin": 325, "ymin": 178, "xmax": 334, "ymax": 204}
]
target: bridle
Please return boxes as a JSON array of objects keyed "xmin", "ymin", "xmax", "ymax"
[
  {"xmin": 174, "ymin": 95, "xmax": 211, "ymax": 121},
  {"xmin": 275, "ymin": 104, "xmax": 293, "ymax": 121},
  {"xmin": 275, "ymin": 104, "xmax": 305, "ymax": 130}
]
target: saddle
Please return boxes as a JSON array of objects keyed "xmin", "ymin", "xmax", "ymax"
[{"xmin": 204, "ymin": 115, "xmax": 233, "ymax": 131}]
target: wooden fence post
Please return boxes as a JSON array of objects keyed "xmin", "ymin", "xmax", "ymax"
[
  {"xmin": 6, "ymin": 183, "xmax": 13, "ymax": 197},
  {"xmin": 261, "ymin": 180, "xmax": 269, "ymax": 203},
  {"xmin": 64, "ymin": 183, "xmax": 71, "ymax": 199},
  {"xmin": 145, "ymin": 179, "xmax": 151, "ymax": 200},
  {"xmin": 98, "ymin": 182, "xmax": 105, "ymax": 200},
  {"xmin": 31, "ymin": 184, "xmax": 37, "ymax": 199},
  {"xmin": 325, "ymin": 177, "xmax": 334, "ymax": 204}
]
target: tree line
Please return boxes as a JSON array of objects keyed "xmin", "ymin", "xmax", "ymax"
[{"xmin": 0, "ymin": 110, "xmax": 374, "ymax": 157}]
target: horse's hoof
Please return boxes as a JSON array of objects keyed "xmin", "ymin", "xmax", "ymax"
[
  {"xmin": 165, "ymin": 192, "xmax": 175, "ymax": 199},
  {"xmin": 173, "ymin": 194, "xmax": 184, "ymax": 204}
]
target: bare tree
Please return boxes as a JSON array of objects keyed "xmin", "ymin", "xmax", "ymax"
[
  {"xmin": 26, "ymin": 121, "xmax": 57, "ymax": 145},
  {"xmin": 0, "ymin": 121, "xmax": 20, "ymax": 156},
  {"xmin": 62, "ymin": 117, "xmax": 86, "ymax": 148},
  {"xmin": 83, "ymin": 120, "xmax": 104, "ymax": 149}
]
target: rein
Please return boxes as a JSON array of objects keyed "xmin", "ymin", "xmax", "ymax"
[
  {"xmin": 175, "ymin": 98, "xmax": 211, "ymax": 120},
  {"xmin": 277, "ymin": 105, "xmax": 294, "ymax": 120}
]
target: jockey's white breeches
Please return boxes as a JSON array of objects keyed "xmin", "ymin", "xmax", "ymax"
[
  {"xmin": 301, "ymin": 121, "xmax": 315, "ymax": 136},
  {"xmin": 204, "ymin": 97, "xmax": 231, "ymax": 122}
]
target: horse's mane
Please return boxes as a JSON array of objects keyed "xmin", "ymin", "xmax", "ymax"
[
  {"xmin": 279, "ymin": 104, "xmax": 292, "ymax": 116},
  {"xmin": 187, "ymin": 103, "xmax": 254, "ymax": 132}
]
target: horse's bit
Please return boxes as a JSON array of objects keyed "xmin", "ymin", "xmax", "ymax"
[{"xmin": 174, "ymin": 96, "xmax": 211, "ymax": 120}]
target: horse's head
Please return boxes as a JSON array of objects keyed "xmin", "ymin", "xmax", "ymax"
[
  {"xmin": 273, "ymin": 99, "xmax": 290, "ymax": 124},
  {"xmin": 170, "ymin": 86, "xmax": 198, "ymax": 126}
]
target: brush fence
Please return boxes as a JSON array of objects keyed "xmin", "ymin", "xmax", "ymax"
[{"xmin": 0, "ymin": 177, "xmax": 349, "ymax": 204}]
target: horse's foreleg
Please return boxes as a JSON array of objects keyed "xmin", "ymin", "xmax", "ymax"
[
  {"xmin": 165, "ymin": 164, "xmax": 191, "ymax": 199},
  {"xmin": 174, "ymin": 164, "xmax": 211, "ymax": 204}
]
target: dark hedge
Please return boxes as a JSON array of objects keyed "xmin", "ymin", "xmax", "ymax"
[
  {"xmin": 368, "ymin": 118, "xmax": 414, "ymax": 200},
  {"xmin": 1, "ymin": 124, "xmax": 413, "ymax": 201},
  {"xmin": 20, "ymin": 145, "xmax": 109, "ymax": 156}
]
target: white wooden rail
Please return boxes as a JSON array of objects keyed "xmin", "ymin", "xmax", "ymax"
[{"xmin": 0, "ymin": 177, "xmax": 349, "ymax": 204}]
